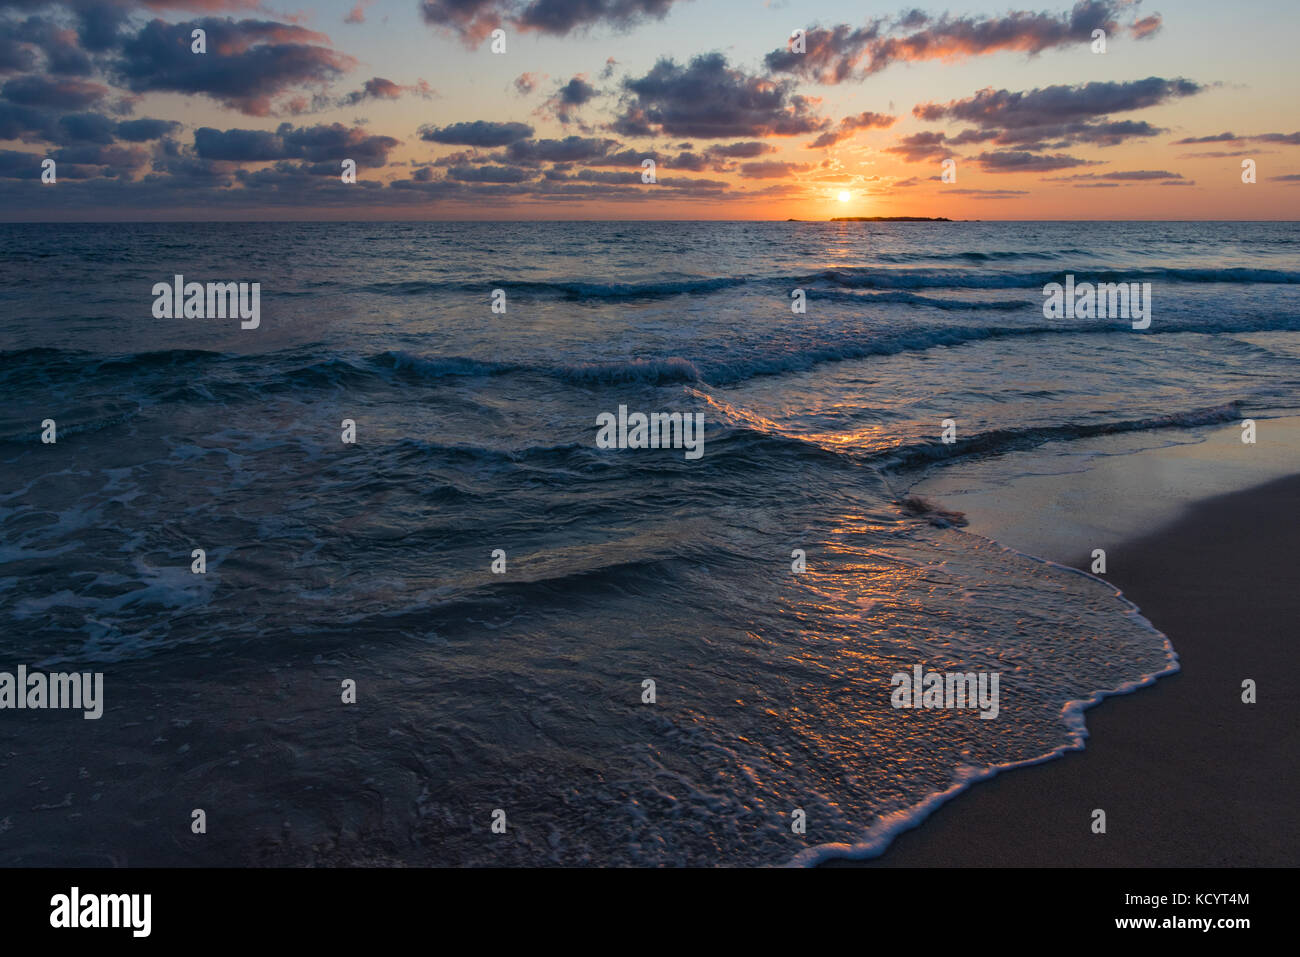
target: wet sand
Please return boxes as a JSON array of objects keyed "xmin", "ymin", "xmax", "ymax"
[{"xmin": 831, "ymin": 472, "xmax": 1300, "ymax": 867}]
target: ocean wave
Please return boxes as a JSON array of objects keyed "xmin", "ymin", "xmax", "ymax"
[
  {"xmin": 352, "ymin": 266, "xmax": 1300, "ymax": 301},
  {"xmin": 5, "ymin": 309, "xmax": 1297, "ymax": 404},
  {"xmin": 809, "ymin": 266, "xmax": 1300, "ymax": 290},
  {"xmin": 871, "ymin": 401, "xmax": 1247, "ymax": 472}
]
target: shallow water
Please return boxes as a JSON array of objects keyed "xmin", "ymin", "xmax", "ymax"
[{"xmin": 1, "ymin": 221, "xmax": 1296, "ymax": 865}]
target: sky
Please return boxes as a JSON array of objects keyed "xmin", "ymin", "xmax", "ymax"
[{"xmin": 1, "ymin": 0, "xmax": 1298, "ymax": 220}]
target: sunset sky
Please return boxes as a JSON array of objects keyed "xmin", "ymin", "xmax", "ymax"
[{"xmin": 2, "ymin": 0, "xmax": 1298, "ymax": 220}]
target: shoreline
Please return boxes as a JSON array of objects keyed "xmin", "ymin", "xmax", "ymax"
[{"xmin": 824, "ymin": 470, "xmax": 1300, "ymax": 867}]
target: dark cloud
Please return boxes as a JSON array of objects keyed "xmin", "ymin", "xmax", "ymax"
[
  {"xmin": 2, "ymin": 74, "xmax": 108, "ymax": 109},
  {"xmin": 1254, "ymin": 132, "xmax": 1300, "ymax": 145},
  {"xmin": 419, "ymin": 0, "xmax": 681, "ymax": 46},
  {"xmin": 546, "ymin": 74, "xmax": 598, "ymax": 123},
  {"xmin": 57, "ymin": 110, "xmax": 117, "ymax": 142},
  {"xmin": 572, "ymin": 168, "xmax": 638, "ymax": 184},
  {"xmin": 944, "ymin": 187, "xmax": 1029, "ymax": 197},
  {"xmin": 915, "ymin": 78, "xmax": 1201, "ymax": 129},
  {"xmin": 517, "ymin": 0, "xmax": 675, "ymax": 35},
  {"xmin": 419, "ymin": 119, "xmax": 534, "ymax": 146},
  {"xmin": 1047, "ymin": 169, "xmax": 1184, "ymax": 181},
  {"xmin": 580, "ymin": 146, "xmax": 659, "ymax": 167},
  {"xmin": 1172, "ymin": 132, "xmax": 1238, "ymax": 144},
  {"xmin": 0, "ymin": 100, "xmax": 59, "ymax": 142},
  {"xmin": 882, "ymin": 131, "xmax": 950, "ymax": 162},
  {"xmin": 738, "ymin": 159, "xmax": 810, "ymax": 179},
  {"xmin": 50, "ymin": 140, "xmax": 149, "ymax": 175},
  {"xmin": 1173, "ymin": 131, "xmax": 1300, "ymax": 147},
  {"xmin": 911, "ymin": 78, "xmax": 1198, "ymax": 152},
  {"xmin": 556, "ymin": 75, "xmax": 595, "ymax": 106},
  {"xmin": 616, "ymin": 53, "xmax": 828, "ymax": 138},
  {"xmin": 115, "ymin": 116, "xmax": 180, "ymax": 140},
  {"xmin": 446, "ymin": 163, "xmax": 532, "ymax": 182},
  {"xmin": 194, "ymin": 121, "xmax": 399, "ymax": 167},
  {"xmin": 0, "ymin": 33, "xmax": 37, "ymax": 74},
  {"xmin": 765, "ymin": 2, "xmax": 1154, "ymax": 85},
  {"xmin": 705, "ymin": 141, "xmax": 775, "ymax": 159},
  {"xmin": 505, "ymin": 135, "xmax": 617, "ymax": 163},
  {"xmin": 117, "ymin": 18, "xmax": 356, "ymax": 116},
  {"xmin": 12, "ymin": 14, "xmax": 95, "ymax": 75},
  {"xmin": 0, "ymin": 147, "xmax": 43, "ymax": 178},
  {"xmin": 975, "ymin": 149, "xmax": 1096, "ymax": 172}
]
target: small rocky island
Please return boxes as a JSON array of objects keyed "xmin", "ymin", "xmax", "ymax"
[{"xmin": 829, "ymin": 216, "xmax": 953, "ymax": 222}]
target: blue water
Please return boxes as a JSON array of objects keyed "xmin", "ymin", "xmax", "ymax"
[{"xmin": 1, "ymin": 221, "xmax": 1296, "ymax": 865}]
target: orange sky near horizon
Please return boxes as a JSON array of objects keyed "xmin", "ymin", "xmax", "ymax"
[{"xmin": 2, "ymin": 0, "xmax": 1298, "ymax": 221}]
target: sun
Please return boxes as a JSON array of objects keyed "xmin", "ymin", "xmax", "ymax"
[{"xmin": 837, "ymin": 191, "xmax": 852, "ymax": 203}]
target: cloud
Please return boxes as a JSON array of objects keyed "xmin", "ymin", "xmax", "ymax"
[
  {"xmin": 339, "ymin": 76, "xmax": 434, "ymax": 106},
  {"xmin": 344, "ymin": 0, "xmax": 375, "ymax": 24},
  {"xmin": 546, "ymin": 74, "xmax": 597, "ymax": 123},
  {"xmin": 706, "ymin": 140, "xmax": 776, "ymax": 158},
  {"xmin": 1172, "ymin": 132, "xmax": 1239, "ymax": 144},
  {"xmin": 882, "ymin": 131, "xmax": 950, "ymax": 162},
  {"xmin": 115, "ymin": 116, "xmax": 181, "ymax": 140},
  {"xmin": 944, "ymin": 187, "xmax": 1029, "ymax": 197},
  {"xmin": 765, "ymin": 2, "xmax": 1158, "ymax": 85},
  {"xmin": 1046, "ymin": 169, "xmax": 1184, "ymax": 181},
  {"xmin": 976, "ymin": 150, "xmax": 1096, "ymax": 172},
  {"xmin": 1131, "ymin": 14, "xmax": 1162, "ymax": 39},
  {"xmin": 419, "ymin": 0, "xmax": 681, "ymax": 46},
  {"xmin": 194, "ymin": 121, "xmax": 399, "ymax": 167},
  {"xmin": 806, "ymin": 109, "xmax": 896, "ymax": 148},
  {"xmin": 56, "ymin": 110, "xmax": 117, "ymax": 142},
  {"xmin": 11, "ymin": 14, "xmax": 94, "ymax": 76},
  {"xmin": 1173, "ymin": 131, "xmax": 1299, "ymax": 147},
  {"xmin": 1254, "ymin": 132, "xmax": 1300, "ymax": 145},
  {"xmin": 516, "ymin": 0, "xmax": 676, "ymax": 35},
  {"xmin": 0, "ymin": 33, "xmax": 36, "ymax": 75},
  {"xmin": 418, "ymin": 120, "xmax": 534, "ymax": 146},
  {"xmin": 504, "ymin": 135, "xmax": 617, "ymax": 163},
  {"xmin": 0, "ymin": 148, "xmax": 43, "ymax": 178},
  {"xmin": 445, "ymin": 163, "xmax": 532, "ymax": 182},
  {"xmin": 50, "ymin": 140, "xmax": 150, "ymax": 175},
  {"xmin": 738, "ymin": 159, "xmax": 810, "ymax": 178},
  {"xmin": 915, "ymin": 77, "xmax": 1201, "ymax": 129},
  {"xmin": 616, "ymin": 53, "xmax": 829, "ymax": 138},
  {"xmin": 116, "ymin": 18, "xmax": 356, "ymax": 116},
  {"xmin": 911, "ymin": 77, "xmax": 1199, "ymax": 152},
  {"xmin": 2, "ymin": 74, "xmax": 108, "ymax": 109},
  {"xmin": 513, "ymin": 72, "xmax": 538, "ymax": 95}
]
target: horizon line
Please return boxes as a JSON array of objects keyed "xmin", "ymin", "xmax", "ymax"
[{"xmin": 3, "ymin": 218, "xmax": 1298, "ymax": 225}]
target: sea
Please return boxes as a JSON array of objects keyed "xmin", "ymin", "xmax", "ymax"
[{"xmin": 1, "ymin": 220, "xmax": 1297, "ymax": 865}]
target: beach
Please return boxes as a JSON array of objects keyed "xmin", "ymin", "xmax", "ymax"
[
  {"xmin": 3, "ymin": 221, "xmax": 1297, "ymax": 867},
  {"xmin": 831, "ymin": 427, "xmax": 1300, "ymax": 867}
]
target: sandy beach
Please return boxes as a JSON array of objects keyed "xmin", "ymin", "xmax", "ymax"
[{"xmin": 831, "ymin": 445, "xmax": 1300, "ymax": 867}]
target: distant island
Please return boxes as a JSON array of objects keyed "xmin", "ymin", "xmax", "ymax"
[{"xmin": 829, "ymin": 216, "xmax": 953, "ymax": 222}]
